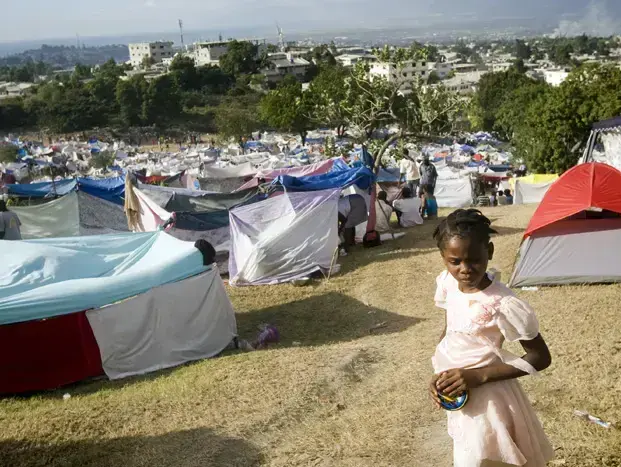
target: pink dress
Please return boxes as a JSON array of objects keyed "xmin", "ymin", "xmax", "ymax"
[{"xmin": 433, "ymin": 271, "xmax": 555, "ymax": 467}]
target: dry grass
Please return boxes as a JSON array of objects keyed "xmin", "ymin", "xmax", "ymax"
[{"xmin": 1, "ymin": 205, "xmax": 621, "ymax": 467}]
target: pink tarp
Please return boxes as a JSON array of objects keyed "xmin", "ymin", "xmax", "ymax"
[{"xmin": 235, "ymin": 159, "xmax": 338, "ymax": 191}]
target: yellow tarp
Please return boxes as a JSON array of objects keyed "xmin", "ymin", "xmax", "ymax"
[{"xmin": 510, "ymin": 174, "xmax": 559, "ymax": 190}]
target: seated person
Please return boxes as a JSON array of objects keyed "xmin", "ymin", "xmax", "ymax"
[
  {"xmin": 497, "ymin": 190, "xmax": 508, "ymax": 205},
  {"xmin": 393, "ymin": 187, "xmax": 423, "ymax": 227},
  {"xmin": 338, "ymin": 194, "xmax": 368, "ymax": 252},
  {"xmin": 489, "ymin": 191, "xmax": 497, "ymax": 207},
  {"xmin": 375, "ymin": 191, "xmax": 394, "ymax": 233},
  {"xmin": 419, "ymin": 184, "xmax": 438, "ymax": 220},
  {"xmin": 504, "ymin": 189, "xmax": 514, "ymax": 205}
]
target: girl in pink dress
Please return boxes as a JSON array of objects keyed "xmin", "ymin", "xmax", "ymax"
[{"xmin": 429, "ymin": 209, "xmax": 555, "ymax": 467}]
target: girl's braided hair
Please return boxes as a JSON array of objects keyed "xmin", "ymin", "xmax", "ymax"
[{"xmin": 433, "ymin": 209, "xmax": 497, "ymax": 250}]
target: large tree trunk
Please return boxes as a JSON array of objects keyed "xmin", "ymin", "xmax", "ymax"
[{"xmin": 372, "ymin": 132, "xmax": 403, "ymax": 174}]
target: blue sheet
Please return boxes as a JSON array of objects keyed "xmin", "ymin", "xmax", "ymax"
[
  {"xmin": 77, "ymin": 176, "xmax": 126, "ymax": 205},
  {"xmin": 0, "ymin": 232, "xmax": 209, "ymax": 325},
  {"xmin": 6, "ymin": 179, "xmax": 78, "ymax": 198},
  {"xmin": 272, "ymin": 166, "xmax": 374, "ymax": 191}
]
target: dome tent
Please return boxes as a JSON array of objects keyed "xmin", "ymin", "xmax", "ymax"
[{"xmin": 509, "ymin": 163, "xmax": 621, "ymax": 287}]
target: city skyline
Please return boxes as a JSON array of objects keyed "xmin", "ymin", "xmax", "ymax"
[{"xmin": 3, "ymin": 0, "xmax": 621, "ymax": 43}]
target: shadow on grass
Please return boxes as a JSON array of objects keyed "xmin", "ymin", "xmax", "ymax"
[
  {"xmin": 0, "ymin": 428, "xmax": 261, "ymax": 467},
  {"xmin": 235, "ymin": 291, "xmax": 423, "ymax": 348}
]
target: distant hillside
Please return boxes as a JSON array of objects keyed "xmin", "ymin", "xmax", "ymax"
[{"xmin": 0, "ymin": 44, "xmax": 129, "ymax": 69}]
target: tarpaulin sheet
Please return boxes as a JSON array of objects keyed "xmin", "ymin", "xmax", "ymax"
[
  {"xmin": 201, "ymin": 162, "xmax": 256, "ymax": 179},
  {"xmin": 165, "ymin": 187, "xmax": 263, "ymax": 213},
  {"xmin": 131, "ymin": 188, "xmax": 172, "ymax": 232},
  {"xmin": 78, "ymin": 191, "xmax": 129, "ymax": 236},
  {"xmin": 86, "ymin": 268, "xmax": 236, "ymax": 380},
  {"xmin": 0, "ymin": 311, "xmax": 103, "ymax": 394},
  {"xmin": 272, "ymin": 166, "xmax": 374, "ymax": 192},
  {"xmin": 199, "ymin": 177, "xmax": 248, "ymax": 193},
  {"xmin": 513, "ymin": 181, "xmax": 556, "ymax": 205},
  {"xmin": 174, "ymin": 210, "xmax": 230, "ymax": 231},
  {"xmin": 0, "ymin": 231, "xmax": 209, "ymax": 325},
  {"xmin": 12, "ymin": 192, "xmax": 80, "ymax": 239},
  {"xmin": 435, "ymin": 178, "xmax": 473, "ymax": 208},
  {"xmin": 229, "ymin": 189, "xmax": 340, "ymax": 286},
  {"xmin": 6, "ymin": 179, "xmax": 77, "ymax": 198},
  {"xmin": 77, "ymin": 176, "xmax": 126, "ymax": 205},
  {"xmin": 236, "ymin": 159, "xmax": 337, "ymax": 191}
]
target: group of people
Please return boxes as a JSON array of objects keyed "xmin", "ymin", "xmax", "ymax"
[{"xmin": 490, "ymin": 189, "xmax": 514, "ymax": 206}]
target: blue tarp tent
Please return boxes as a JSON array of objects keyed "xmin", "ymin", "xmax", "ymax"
[
  {"xmin": 77, "ymin": 176, "xmax": 126, "ymax": 205},
  {"xmin": 6, "ymin": 179, "xmax": 78, "ymax": 198},
  {"xmin": 0, "ymin": 231, "xmax": 208, "ymax": 325},
  {"xmin": 272, "ymin": 166, "xmax": 374, "ymax": 191}
]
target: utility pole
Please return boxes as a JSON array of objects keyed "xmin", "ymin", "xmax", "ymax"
[{"xmin": 178, "ymin": 19, "xmax": 185, "ymax": 50}]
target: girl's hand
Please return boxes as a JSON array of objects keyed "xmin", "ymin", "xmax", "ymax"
[
  {"xmin": 436, "ymin": 368, "xmax": 484, "ymax": 398},
  {"xmin": 429, "ymin": 374, "xmax": 442, "ymax": 409}
]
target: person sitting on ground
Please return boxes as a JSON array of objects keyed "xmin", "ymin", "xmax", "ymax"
[
  {"xmin": 375, "ymin": 190, "xmax": 394, "ymax": 233},
  {"xmin": 338, "ymin": 193, "xmax": 368, "ymax": 253},
  {"xmin": 497, "ymin": 190, "xmax": 507, "ymax": 206},
  {"xmin": 420, "ymin": 184, "xmax": 438, "ymax": 220},
  {"xmin": 393, "ymin": 187, "xmax": 424, "ymax": 228},
  {"xmin": 504, "ymin": 189, "xmax": 513, "ymax": 205},
  {"xmin": 489, "ymin": 191, "xmax": 497, "ymax": 207},
  {"xmin": 0, "ymin": 198, "xmax": 22, "ymax": 240}
]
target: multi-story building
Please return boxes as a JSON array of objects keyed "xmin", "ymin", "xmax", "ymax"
[
  {"xmin": 368, "ymin": 60, "xmax": 454, "ymax": 94},
  {"xmin": 193, "ymin": 39, "xmax": 267, "ymax": 67},
  {"xmin": 128, "ymin": 41, "xmax": 174, "ymax": 68},
  {"xmin": 336, "ymin": 54, "xmax": 377, "ymax": 68},
  {"xmin": 262, "ymin": 52, "xmax": 311, "ymax": 83},
  {"xmin": 438, "ymin": 72, "xmax": 486, "ymax": 96}
]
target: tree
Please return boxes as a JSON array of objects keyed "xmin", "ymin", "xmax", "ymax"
[
  {"xmin": 469, "ymin": 69, "xmax": 536, "ymax": 132},
  {"xmin": 0, "ymin": 144, "xmax": 18, "ymax": 164},
  {"xmin": 91, "ymin": 150, "xmax": 115, "ymax": 172},
  {"xmin": 141, "ymin": 55, "xmax": 156, "ymax": 70},
  {"xmin": 219, "ymin": 41, "xmax": 259, "ymax": 76},
  {"xmin": 169, "ymin": 55, "xmax": 200, "ymax": 90},
  {"xmin": 74, "ymin": 63, "xmax": 92, "ymax": 80},
  {"xmin": 142, "ymin": 75, "xmax": 181, "ymax": 128},
  {"xmin": 116, "ymin": 75, "xmax": 146, "ymax": 127},
  {"xmin": 515, "ymin": 40, "xmax": 532, "ymax": 60},
  {"xmin": 512, "ymin": 63, "xmax": 621, "ymax": 173},
  {"xmin": 513, "ymin": 58, "xmax": 527, "ymax": 74},
  {"xmin": 427, "ymin": 71, "xmax": 441, "ymax": 85},
  {"xmin": 215, "ymin": 98, "xmax": 261, "ymax": 151},
  {"xmin": 306, "ymin": 65, "xmax": 350, "ymax": 136},
  {"xmin": 495, "ymin": 80, "xmax": 550, "ymax": 140},
  {"xmin": 260, "ymin": 79, "xmax": 312, "ymax": 144},
  {"xmin": 549, "ymin": 42, "xmax": 573, "ymax": 67}
]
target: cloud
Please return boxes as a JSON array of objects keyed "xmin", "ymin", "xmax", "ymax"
[{"xmin": 144, "ymin": 0, "xmax": 156, "ymax": 7}]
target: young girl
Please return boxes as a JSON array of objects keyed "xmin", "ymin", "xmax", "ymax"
[
  {"xmin": 429, "ymin": 209, "xmax": 554, "ymax": 467},
  {"xmin": 420, "ymin": 184, "xmax": 438, "ymax": 220}
]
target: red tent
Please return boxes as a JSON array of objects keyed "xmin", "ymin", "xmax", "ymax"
[{"xmin": 524, "ymin": 163, "xmax": 621, "ymax": 237}]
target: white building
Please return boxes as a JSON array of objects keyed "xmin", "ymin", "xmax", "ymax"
[
  {"xmin": 0, "ymin": 82, "xmax": 35, "ymax": 99},
  {"xmin": 336, "ymin": 54, "xmax": 377, "ymax": 68},
  {"xmin": 489, "ymin": 62, "xmax": 513, "ymax": 73},
  {"xmin": 543, "ymin": 69, "xmax": 570, "ymax": 87},
  {"xmin": 368, "ymin": 60, "xmax": 453, "ymax": 94},
  {"xmin": 262, "ymin": 52, "xmax": 311, "ymax": 83},
  {"xmin": 440, "ymin": 72, "xmax": 486, "ymax": 96},
  {"xmin": 193, "ymin": 39, "xmax": 267, "ymax": 67},
  {"xmin": 128, "ymin": 41, "xmax": 174, "ymax": 68}
]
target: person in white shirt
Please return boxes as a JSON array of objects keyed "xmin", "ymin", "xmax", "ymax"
[
  {"xmin": 375, "ymin": 190, "xmax": 393, "ymax": 233},
  {"xmin": 399, "ymin": 150, "xmax": 421, "ymax": 195},
  {"xmin": 393, "ymin": 187, "xmax": 424, "ymax": 228}
]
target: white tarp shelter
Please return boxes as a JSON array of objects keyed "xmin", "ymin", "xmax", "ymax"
[{"xmin": 229, "ymin": 189, "xmax": 340, "ymax": 286}]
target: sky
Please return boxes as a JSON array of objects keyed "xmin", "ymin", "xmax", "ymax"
[{"xmin": 2, "ymin": 0, "xmax": 619, "ymax": 43}]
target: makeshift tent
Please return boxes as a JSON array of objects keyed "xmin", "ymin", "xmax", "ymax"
[
  {"xmin": 6, "ymin": 179, "xmax": 77, "ymax": 198},
  {"xmin": 236, "ymin": 158, "xmax": 337, "ymax": 191},
  {"xmin": 581, "ymin": 116, "xmax": 621, "ymax": 171},
  {"xmin": 229, "ymin": 189, "xmax": 340, "ymax": 286},
  {"xmin": 10, "ymin": 191, "xmax": 129, "ymax": 239},
  {"xmin": 271, "ymin": 166, "xmax": 374, "ymax": 192},
  {"xmin": 435, "ymin": 178, "xmax": 473, "ymax": 208},
  {"xmin": 510, "ymin": 174, "xmax": 559, "ymax": 205},
  {"xmin": 509, "ymin": 163, "xmax": 621, "ymax": 287},
  {"xmin": 0, "ymin": 231, "xmax": 236, "ymax": 393}
]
